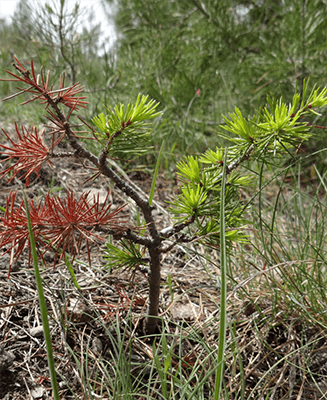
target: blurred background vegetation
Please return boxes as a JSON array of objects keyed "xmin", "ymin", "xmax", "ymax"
[{"xmin": 1, "ymin": 0, "xmax": 327, "ymax": 169}]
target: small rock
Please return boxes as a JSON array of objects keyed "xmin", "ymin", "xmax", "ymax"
[
  {"xmin": 30, "ymin": 385, "xmax": 45, "ymax": 399},
  {"xmin": 0, "ymin": 253, "xmax": 21, "ymax": 271},
  {"xmin": 30, "ymin": 326, "xmax": 44, "ymax": 337},
  {"xmin": 66, "ymin": 298, "xmax": 93, "ymax": 323},
  {"xmin": 92, "ymin": 337, "xmax": 103, "ymax": 354},
  {"xmin": 77, "ymin": 276, "xmax": 98, "ymax": 288},
  {"xmin": 170, "ymin": 301, "xmax": 201, "ymax": 321},
  {"xmin": 0, "ymin": 346, "xmax": 15, "ymax": 372}
]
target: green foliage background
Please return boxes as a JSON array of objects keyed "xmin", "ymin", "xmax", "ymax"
[{"xmin": 1, "ymin": 0, "xmax": 327, "ymax": 166}]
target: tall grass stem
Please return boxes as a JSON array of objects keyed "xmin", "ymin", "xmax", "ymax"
[
  {"xmin": 22, "ymin": 189, "xmax": 60, "ymax": 400},
  {"xmin": 214, "ymin": 148, "xmax": 228, "ymax": 399}
]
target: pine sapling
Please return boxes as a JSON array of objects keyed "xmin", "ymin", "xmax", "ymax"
[{"xmin": 1, "ymin": 58, "xmax": 327, "ymax": 333}]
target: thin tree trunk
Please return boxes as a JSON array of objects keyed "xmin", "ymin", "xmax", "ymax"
[{"xmin": 145, "ymin": 247, "xmax": 161, "ymax": 334}]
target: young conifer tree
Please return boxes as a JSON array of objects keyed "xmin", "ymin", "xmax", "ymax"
[{"xmin": 1, "ymin": 58, "xmax": 327, "ymax": 333}]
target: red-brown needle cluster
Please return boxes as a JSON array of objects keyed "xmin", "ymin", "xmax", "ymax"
[
  {"xmin": 0, "ymin": 123, "xmax": 53, "ymax": 186},
  {"xmin": 0, "ymin": 191, "xmax": 127, "ymax": 274},
  {"xmin": 2, "ymin": 57, "xmax": 88, "ymax": 110}
]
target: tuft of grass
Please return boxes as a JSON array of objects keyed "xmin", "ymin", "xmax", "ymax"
[{"xmin": 248, "ymin": 154, "xmax": 327, "ymax": 327}]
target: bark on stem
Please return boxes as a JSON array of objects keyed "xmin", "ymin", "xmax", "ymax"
[{"xmin": 146, "ymin": 246, "xmax": 162, "ymax": 334}]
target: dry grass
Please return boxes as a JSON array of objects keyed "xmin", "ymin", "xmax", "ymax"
[{"xmin": 1, "ymin": 128, "xmax": 327, "ymax": 399}]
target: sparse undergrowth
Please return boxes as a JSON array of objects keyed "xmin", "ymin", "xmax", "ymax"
[{"xmin": 0, "ymin": 58, "xmax": 327, "ymax": 399}]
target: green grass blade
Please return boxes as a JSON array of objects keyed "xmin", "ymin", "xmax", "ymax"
[
  {"xmin": 22, "ymin": 189, "xmax": 60, "ymax": 400},
  {"xmin": 64, "ymin": 254, "xmax": 81, "ymax": 290},
  {"xmin": 214, "ymin": 148, "xmax": 228, "ymax": 400},
  {"xmin": 149, "ymin": 140, "xmax": 164, "ymax": 206}
]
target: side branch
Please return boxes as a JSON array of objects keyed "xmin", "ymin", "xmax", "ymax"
[
  {"xmin": 160, "ymin": 215, "xmax": 196, "ymax": 239},
  {"xmin": 213, "ymin": 143, "xmax": 255, "ymax": 185},
  {"xmin": 96, "ymin": 227, "xmax": 153, "ymax": 247}
]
